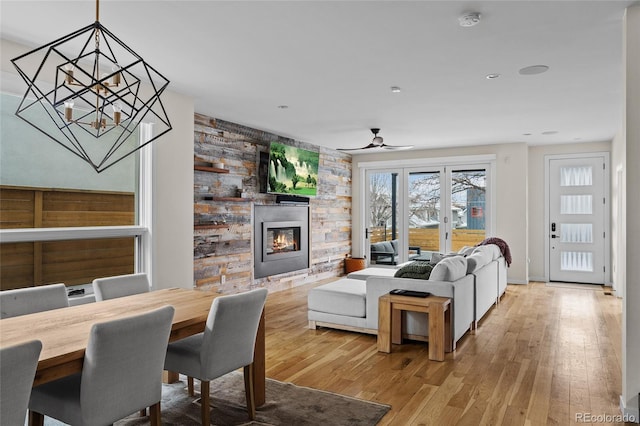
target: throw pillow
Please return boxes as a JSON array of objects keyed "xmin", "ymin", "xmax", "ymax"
[{"xmin": 394, "ymin": 261, "xmax": 434, "ymax": 279}]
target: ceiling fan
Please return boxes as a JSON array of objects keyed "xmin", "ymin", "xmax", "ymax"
[{"xmin": 337, "ymin": 128, "xmax": 413, "ymax": 151}]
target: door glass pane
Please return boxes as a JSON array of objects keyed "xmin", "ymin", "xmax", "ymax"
[
  {"xmin": 368, "ymin": 172, "xmax": 399, "ymax": 265},
  {"xmin": 560, "ymin": 195, "xmax": 592, "ymax": 214},
  {"xmin": 560, "ymin": 223, "xmax": 593, "ymax": 243},
  {"xmin": 408, "ymin": 171, "xmax": 440, "ymax": 260},
  {"xmin": 560, "ymin": 166, "xmax": 592, "ymax": 186},
  {"xmin": 561, "ymin": 251, "xmax": 593, "ymax": 272},
  {"xmin": 451, "ymin": 170, "xmax": 486, "ymax": 251}
]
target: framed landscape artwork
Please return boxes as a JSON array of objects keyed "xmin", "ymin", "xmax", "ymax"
[{"xmin": 267, "ymin": 142, "xmax": 319, "ymax": 197}]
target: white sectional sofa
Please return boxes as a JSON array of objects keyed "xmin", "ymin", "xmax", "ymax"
[{"xmin": 308, "ymin": 244, "xmax": 507, "ymax": 350}]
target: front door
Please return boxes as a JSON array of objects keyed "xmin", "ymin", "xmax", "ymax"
[{"xmin": 548, "ymin": 155, "xmax": 608, "ymax": 284}]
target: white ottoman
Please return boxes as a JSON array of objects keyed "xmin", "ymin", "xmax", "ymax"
[{"xmin": 308, "ymin": 278, "xmax": 366, "ymax": 317}]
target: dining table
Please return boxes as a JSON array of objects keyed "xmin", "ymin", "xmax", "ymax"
[{"xmin": 0, "ymin": 287, "xmax": 266, "ymax": 406}]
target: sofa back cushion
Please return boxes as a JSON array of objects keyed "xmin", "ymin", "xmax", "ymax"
[
  {"xmin": 474, "ymin": 244, "xmax": 501, "ymax": 260},
  {"xmin": 429, "ymin": 256, "xmax": 468, "ymax": 281},
  {"xmin": 466, "ymin": 249, "xmax": 493, "ymax": 274}
]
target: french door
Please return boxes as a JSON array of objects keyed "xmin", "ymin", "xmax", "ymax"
[
  {"xmin": 366, "ymin": 165, "xmax": 490, "ymax": 265},
  {"xmin": 547, "ymin": 154, "xmax": 609, "ymax": 284}
]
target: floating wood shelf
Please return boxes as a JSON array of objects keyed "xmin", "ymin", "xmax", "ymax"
[
  {"xmin": 194, "ymin": 223, "xmax": 229, "ymax": 230},
  {"xmin": 200, "ymin": 196, "xmax": 250, "ymax": 202},
  {"xmin": 194, "ymin": 156, "xmax": 229, "ymax": 173},
  {"xmin": 194, "ymin": 165, "xmax": 229, "ymax": 173}
]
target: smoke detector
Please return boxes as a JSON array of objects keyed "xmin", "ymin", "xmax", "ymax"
[{"xmin": 459, "ymin": 12, "xmax": 481, "ymax": 27}]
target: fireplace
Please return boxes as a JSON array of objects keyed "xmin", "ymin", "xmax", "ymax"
[{"xmin": 254, "ymin": 205, "xmax": 309, "ymax": 278}]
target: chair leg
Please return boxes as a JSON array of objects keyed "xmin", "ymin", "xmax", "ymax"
[
  {"xmin": 200, "ymin": 380, "xmax": 210, "ymax": 425},
  {"xmin": 139, "ymin": 408, "xmax": 147, "ymax": 417},
  {"xmin": 188, "ymin": 376, "xmax": 195, "ymax": 396},
  {"xmin": 28, "ymin": 410, "xmax": 44, "ymax": 426},
  {"xmin": 243, "ymin": 363, "xmax": 256, "ymax": 420},
  {"xmin": 149, "ymin": 402, "xmax": 161, "ymax": 426}
]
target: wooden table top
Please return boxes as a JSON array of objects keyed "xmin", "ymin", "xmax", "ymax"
[{"xmin": 0, "ymin": 288, "xmax": 218, "ymax": 384}]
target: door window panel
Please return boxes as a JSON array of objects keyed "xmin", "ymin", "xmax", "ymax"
[
  {"xmin": 560, "ymin": 223, "xmax": 593, "ymax": 243},
  {"xmin": 560, "ymin": 166, "xmax": 593, "ymax": 186},
  {"xmin": 560, "ymin": 195, "xmax": 593, "ymax": 215},
  {"xmin": 561, "ymin": 251, "xmax": 594, "ymax": 272},
  {"xmin": 408, "ymin": 171, "xmax": 440, "ymax": 258},
  {"xmin": 451, "ymin": 170, "xmax": 486, "ymax": 251},
  {"xmin": 368, "ymin": 172, "xmax": 399, "ymax": 264}
]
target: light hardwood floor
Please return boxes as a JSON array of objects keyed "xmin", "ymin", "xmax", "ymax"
[{"xmin": 263, "ymin": 281, "xmax": 629, "ymax": 425}]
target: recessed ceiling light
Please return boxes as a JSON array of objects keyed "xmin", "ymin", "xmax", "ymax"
[
  {"xmin": 519, "ymin": 65, "xmax": 550, "ymax": 75},
  {"xmin": 277, "ymin": 105, "xmax": 289, "ymax": 109},
  {"xmin": 390, "ymin": 86, "xmax": 401, "ymax": 93},
  {"xmin": 542, "ymin": 130, "xmax": 558, "ymax": 135},
  {"xmin": 486, "ymin": 73, "xmax": 501, "ymax": 80},
  {"xmin": 459, "ymin": 12, "xmax": 481, "ymax": 27}
]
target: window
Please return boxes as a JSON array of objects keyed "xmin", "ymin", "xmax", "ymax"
[
  {"xmin": 361, "ymin": 156, "xmax": 495, "ymax": 264},
  {"xmin": 0, "ymin": 92, "xmax": 149, "ymax": 291}
]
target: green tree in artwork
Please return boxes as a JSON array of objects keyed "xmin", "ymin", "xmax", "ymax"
[{"xmin": 292, "ymin": 174, "xmax": 301, "ymax": 189}]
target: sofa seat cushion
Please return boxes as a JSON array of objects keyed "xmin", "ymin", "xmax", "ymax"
[
  {"xmin": 308, "ymin": 279, "xmax": 367, "ymax": 318},
  {"xmin": 348, "ymin": 267, "xmax": 397, "ymax": 280},
  {"xmin": 429, "ymin": 256, "xmax": 468, "ymax": 281}
]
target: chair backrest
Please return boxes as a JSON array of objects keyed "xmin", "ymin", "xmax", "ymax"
[
  {"xmin": 92, "ymin": 273, "xmax": 149, "ymax": 301},
  {"xmin": 79, "ymin": 305, "xmax": 174, "ymax": 425},
  {"xmin": 200, "ymin": 288, "xmax": 268, "ymax": 380},
  {"xmin": 0, "ymin": 340, "xmax": 42, "ymax": 425},
  {"xmin": 0, "ymin": 284, "xmax": 69, "ymax": 319}
]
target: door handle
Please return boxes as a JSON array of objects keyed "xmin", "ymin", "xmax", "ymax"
[{"xmin": 551, "ymin": 234, "xmax": 558, "ymax": 239}]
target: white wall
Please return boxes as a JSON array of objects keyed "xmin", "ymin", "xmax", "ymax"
[
  {"xmin": 351, "ymin": 142, "xmax": 529, "ymax": 284},
  {"xmin": 621, "ymin": 4, "xmax": 640, "ymax": 421},
  {"xmin": 150, "ymin": 89, "xmax": 194, "ymax": 290},
  {"xmin": 527, "ymin": 141, "xmax": 611, "ymax": 282}
]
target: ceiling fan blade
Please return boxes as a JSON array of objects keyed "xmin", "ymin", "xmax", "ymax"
[
  {"xmin": 381, "ymin": 144, "xmax": 413, "ymax": 150},
  {"xmin": 337, "ymin": 143, "xmax": 378, "ymax": 151}
]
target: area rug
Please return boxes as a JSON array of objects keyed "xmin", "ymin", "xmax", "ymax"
[{"xmin": 42, "ymin": 372, "xmax": 390, "ymax": 426}]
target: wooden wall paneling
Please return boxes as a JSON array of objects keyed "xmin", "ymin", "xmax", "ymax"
[
  {"xmin": 0, "ymin": 243, "xmax": 35, "ymax": 290},
  {"xmin": 193, "ymin": 113, "xmax": 352, "ymax": 293},
  {"xmin": 0, "ymin": 186, "xmax": 136, "ymax": 289},
  {"xmin": 0, "ymin": 187, "xmax": 35, "ymax": 229},
  {"xmin": 41, "ymin": 238, "xmax": 135, "ymax": 286}
]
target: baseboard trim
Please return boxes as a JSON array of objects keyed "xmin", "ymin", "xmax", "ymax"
[
  {"xmin": 508, "ymin": 279, "xmax": 528, "ymax": 285},
  {"xmin": 528, "ymin": 276, "xmax": 546, "ymax": 282},
  {"xmin": 620, "ymin": 394, "xmax": 640, "ymax": 423}
]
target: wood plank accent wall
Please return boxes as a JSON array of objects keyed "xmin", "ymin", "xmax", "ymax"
[
  {"xmin": 193, "ymin": 114, "xmax": 352, "ymax": 292},
  {"xmin": 0, "ymin": 186, "xmax": 135, "ymax": 290}
]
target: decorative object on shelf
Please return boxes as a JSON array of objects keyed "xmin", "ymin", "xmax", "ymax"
[
  {"xmin": 10, "ymin": 0, "xmax": 172, "ymax": 173},
  {"xmin": 194, "ymin": 156, "xmax": 229, "ymax": 173}
]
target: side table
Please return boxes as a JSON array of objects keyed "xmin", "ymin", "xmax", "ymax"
[{"xmin": 377, "ymin": 293, "xmax": 452, "ymax": 361}]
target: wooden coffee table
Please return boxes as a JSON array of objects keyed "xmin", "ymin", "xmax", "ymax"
[{"xmin": 377, "ymin": 293, "xmax": 452, "ymax": 361}]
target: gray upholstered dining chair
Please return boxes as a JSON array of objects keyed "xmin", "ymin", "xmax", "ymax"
[
  {"xmin": 0, "ymin": 283, "xmax": 69, "ymax": 319},
  {"xmin": 0, "ymin": 340, "xmax": 42, "ymax": 426},
  {"xmin": 92, "ymin": 272, "xmax": 149, "ymax": 301},
  {"xmin": 28, "ymin": 305, "xmax": 175, "ymax": 426},
  {"xmin": 164, "ymin": 287, "xmax": 268, "ymax": 425}
]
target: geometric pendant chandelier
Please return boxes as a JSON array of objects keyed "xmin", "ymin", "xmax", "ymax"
[{"xmin": 11, "ymin": 0, "xmax": 171, "ymax": 173}]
